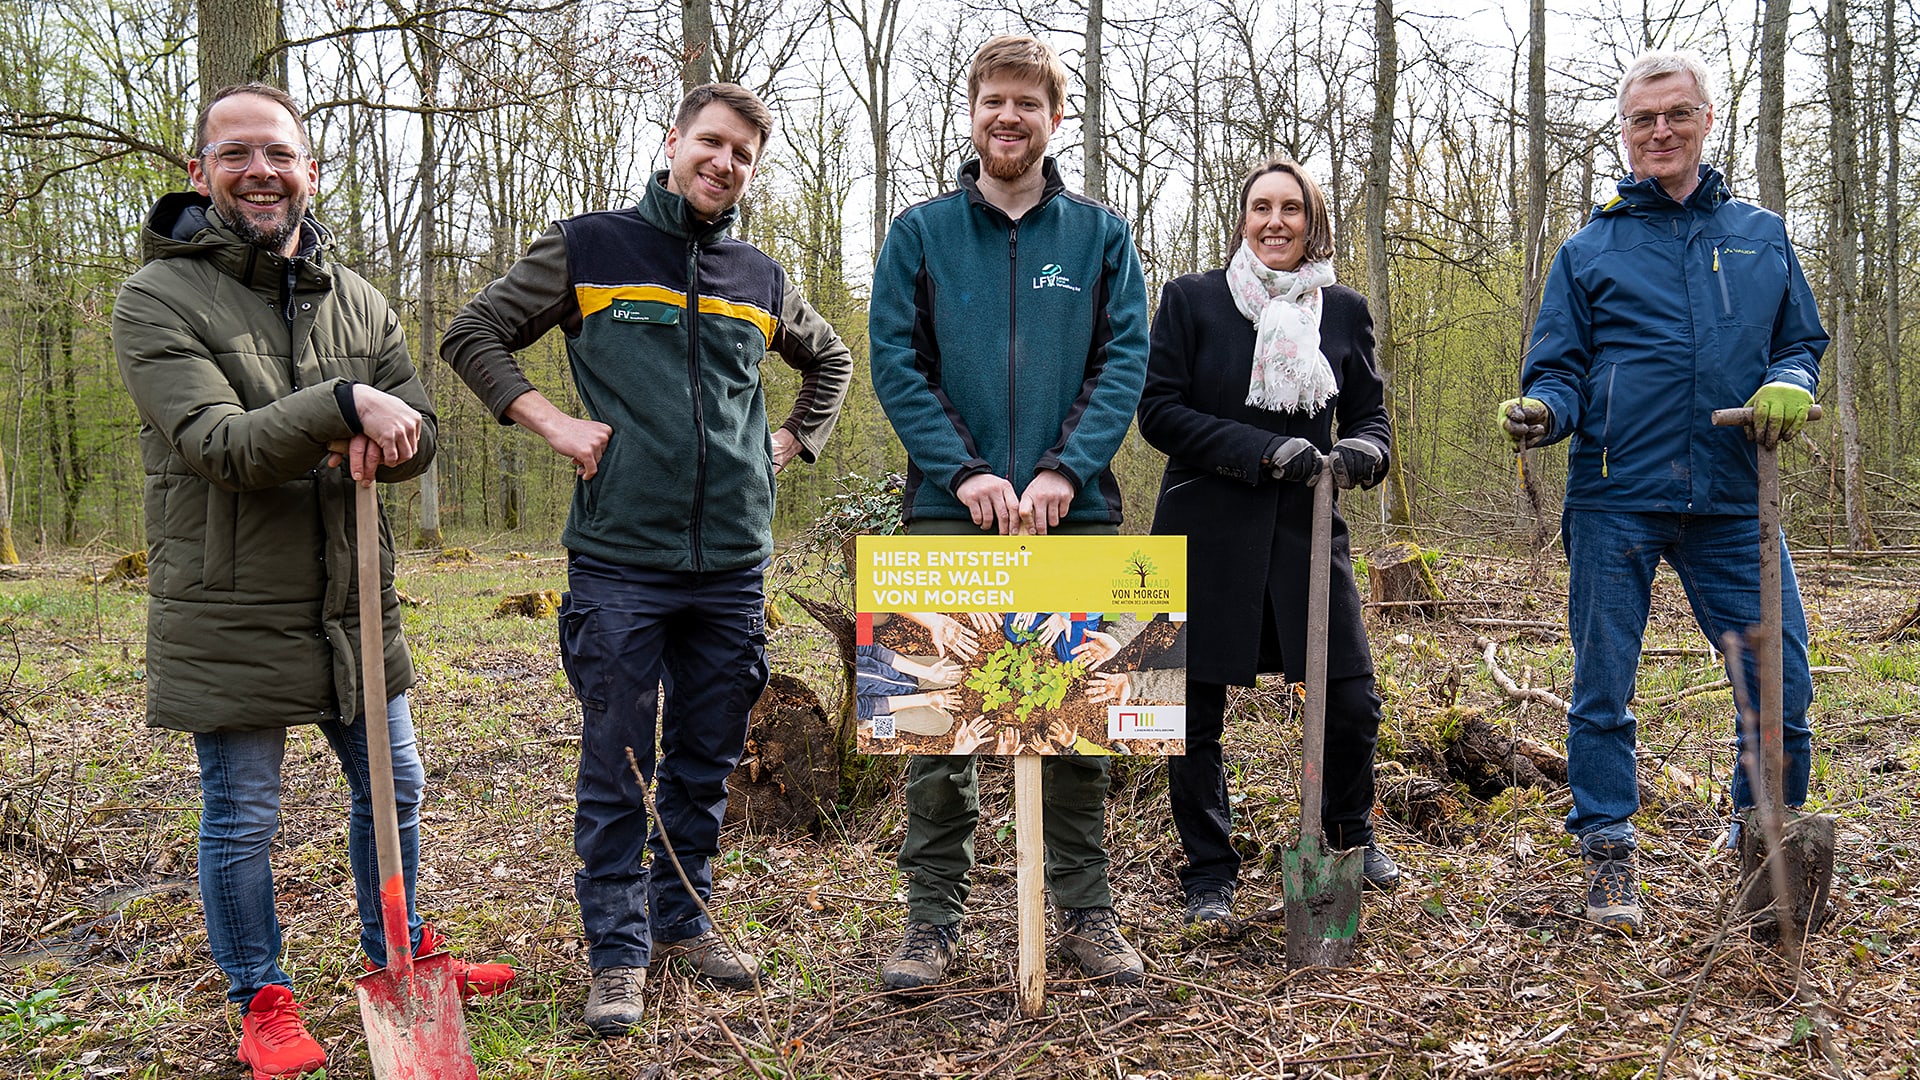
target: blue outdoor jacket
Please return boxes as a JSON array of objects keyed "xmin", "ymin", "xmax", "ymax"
[
  {"xmin": 1523, "ymin": 166, "xmax": 1826, "ymax": 516},
  {"xmin": 870, "ymin": 158, "xmax": 1150, "ymax": 524}
]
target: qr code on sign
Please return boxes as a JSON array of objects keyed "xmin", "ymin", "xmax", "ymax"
[{"xmin": 872, "ymin": 714, "xmax": 897, "ymax": 739}]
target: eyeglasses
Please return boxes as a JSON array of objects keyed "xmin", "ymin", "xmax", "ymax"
[
  {"xmin": 199, "ymin": 141, "xmax": 308, "ymax": 172},
  {"xmin": 1621, "ymin": 103, "xmax": 1708, "ymax": 132}
]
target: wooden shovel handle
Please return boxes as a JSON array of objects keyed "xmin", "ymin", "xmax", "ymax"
[
  {"xmin": 1710, "ymin": 404, "xmax": 1824, "ymax": 427},
  {"xmin": 356, "ymin": 481, "xmax": 411, "ymax": 979},
  {"xmin": 1299, "ymin": 456, "xmax": 1334, "ymax": 845}
]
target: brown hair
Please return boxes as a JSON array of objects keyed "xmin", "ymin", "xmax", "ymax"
[
  {"xmin": 967, "ymin": 35, "xmax": 1069, "ymax": 118},
  {"xmin": 193, "ymin": 83, "xmax": 309, "ymax": 154},
  {"xmin": 1232, "ymin": 156, "xmax": 1334, "ymax": 265},
  {"xmin": 673, "ymin": 82, "xmax": 776, "ymax": 152}
]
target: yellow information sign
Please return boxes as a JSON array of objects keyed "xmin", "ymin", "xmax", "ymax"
[{"xmin": 853, "ymin": 535, "xmax": 1187, "ymax": 757}]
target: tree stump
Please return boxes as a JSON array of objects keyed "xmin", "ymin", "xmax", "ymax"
[
  {"xmin": 1367, "ymin": 540, "xmax": 1442, "ymax": 617},
  {"xmin": 724, "ymin": 673, "xmax": 840, "ymax": 835}
]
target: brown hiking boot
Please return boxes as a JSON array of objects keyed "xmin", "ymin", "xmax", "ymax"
[
  {"xmin": 1058, "ymin": 906, "xmax": 1143, "ymax": 985},
  {"xmin": 654, "ymin": 928, "xmax": 762, "ymax": 990},
  {"xmin": 583, "ymin": 965, "xmax": 646, "ymax": 1037},
  {"xmin": 880, "ymin": 920, "xmax": 963, "ymax": 990}
]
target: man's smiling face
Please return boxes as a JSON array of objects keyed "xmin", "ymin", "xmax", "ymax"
[{"xmin": 189, "ymin": 92, "xmax": 316, "ymax": 257}]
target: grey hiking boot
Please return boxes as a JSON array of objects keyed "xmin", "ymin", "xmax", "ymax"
[
  {"xmin": 1182, "ymin": 885, "xmax": 1236, "ymax": 926},
  {"xmin": 1058, "ymin": 907, "xmax": 1144, "ymax": 986},
  {"xmin": 1583, "ymin": 839, "xmax": 1643, "ymax": 934},
  {"xmin": 654, "ymin": 928, "xmax": 762, "ymax": 990},
  {"xmin": 583, "ymin": 965, "xmax": 646, "ymax": 1037},
  {"xmin": 881, "ymin": 920, "xmax": 963, "ymax": 990}
]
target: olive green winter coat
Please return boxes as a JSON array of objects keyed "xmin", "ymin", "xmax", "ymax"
[{"xmin": 112, "ymin": 192, "xmax": 436, "ymax": 733}]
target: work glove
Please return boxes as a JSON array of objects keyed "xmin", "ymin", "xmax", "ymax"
[
  {"xmin": 1328, "ymin": 438, "xmax": 1385, "ymax": 490},
  {"xmin": 1744, "ymin": 383, "xmax": 1814, "ymax": 449},
  {"xmin": 1266, "ymin": 437, "xmax": 1321, "ymax": 484},
  {"xmin": 1496, "ymin": 397, "xmax": 1550, "ymax": 450}
]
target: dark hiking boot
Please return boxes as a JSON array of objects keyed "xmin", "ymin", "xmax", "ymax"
[
  {"xmin": 880, "ymin": 920, "xmax": 963, "ymax": 990},
  {"xmin": 1348, "ymin": 843, "xmax": 1402, "ymax": 892},
  {"xmin": 1583, "ymin": 839, "xmax": 1643, "ymax": 934},
  {"xmin": 1182, "ymin": 886, "xmax": 1236, "ymax": 926},
  {"xmin": 1058, "ymin": 906, "xmax": 1144, "ymax": 986},
  {"xmin": 583, "ymin": 965, "xmax": 646, "ymax": 1037},
  {"xmin": 654, "ymin": 927, "xmax": 762, "ymax": 990}
]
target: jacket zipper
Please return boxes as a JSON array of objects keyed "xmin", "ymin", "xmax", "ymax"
[
  {"xmin": 686, "ymin": 240, "xmax": 708, "ymax": 571},
  {"xmin": 1601, "ymin": 365, "xmax": 1617, "ymax": 478},
  {"xmin": 1006, "ymin": 224, "xmax": 1019, "ymax": 481},
  {"xmin": 1713, "ymin": 246, "xmax": 1732, "ymax": 317}
]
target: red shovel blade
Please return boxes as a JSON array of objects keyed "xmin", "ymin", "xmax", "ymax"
[{"xmin": 355, "ymin": 951, "xmax": 478, "ymax": 1080}]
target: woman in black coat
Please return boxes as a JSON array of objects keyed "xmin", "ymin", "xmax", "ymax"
[{"xmin": 1134, "ymin": 156, "xmax": 1399, "ymax": 925}]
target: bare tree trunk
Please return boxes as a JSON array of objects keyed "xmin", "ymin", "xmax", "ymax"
[
  {"xmin": 1883, "ymin": 0, "xmax": 1903, "ymax": 471},
  {"xmin": 1755, "ymin": 0, "xmax": 1789, "ymax": 214},
  {"xmin": 829, "ymin": 0, "xmax": 902, "ymax": 257},
  {"xmin": 197, "ymin": 0, "xmax": 286, "ymax": 96},
  {"xmin": 1522, "ymin": 0, "xmax": 1546, "ymax": 331},
  {"xmin": 414, "ymin": 11, "xmax": 444, "ymax": 548},
  {"xmin": 1084, "ymin": 0, "xmax": 1106, "ymax": 205},
  {"xmin": 1826, "ymin": 0, "xmax": 1877, "ymax": 549},
  {"xmin": 683, "ymin": 0, "xmax": 714, "ymax": 91},
  {"xmin": 0, "ymin": 441, "xmax": 17, "ymax": 564},
  {"xmin": 1366, "ymin": 0, "xmax": 1411, "ymax": 533}
]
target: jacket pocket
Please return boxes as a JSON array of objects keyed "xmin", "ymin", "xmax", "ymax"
[{"xmin": 204, "ymin": 488, "xmax": 236, "ymax": 591}]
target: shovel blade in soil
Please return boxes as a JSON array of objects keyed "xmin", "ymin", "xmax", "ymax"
[
  {"xmin": 1738, "ymin": 808, "xmax": 1836, "ymax": 942},
  {"xmin": 355, "ymin": 951, "xmax": 479, "ymax": 1080},
  {"xmin": 1282, "ymin": 834, "xmax": 1364, "ymax": 968}
]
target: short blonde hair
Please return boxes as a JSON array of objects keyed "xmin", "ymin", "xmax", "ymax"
[{"xmin": 967, "ymin": 35, "xmax": 1068, "ymax": 118}]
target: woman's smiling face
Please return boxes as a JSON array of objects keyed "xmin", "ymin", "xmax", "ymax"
[{"xmin": 1241, "ymin": 170, "xmax": 1309, "ymax": 272}]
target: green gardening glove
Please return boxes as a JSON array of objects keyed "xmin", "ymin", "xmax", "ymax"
[
  {"xmin": 1496, "ymin": 397, "xmax": 1550, "ymax": 451},
  {"xmin": 1744, "ymin": 383, "xmax": 1813, "ymax": 449}
]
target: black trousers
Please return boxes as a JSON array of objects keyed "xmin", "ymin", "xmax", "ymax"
[{"xmin": 1171, "ymin": 674, "xmax": 1382, "ymax": 893}]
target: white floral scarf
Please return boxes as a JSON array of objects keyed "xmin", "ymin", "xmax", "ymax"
[{"xmin": 1226, "ymin": 244, "xmax": 1338, "ymax": 414}]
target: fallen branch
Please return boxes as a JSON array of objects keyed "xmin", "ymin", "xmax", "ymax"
[
  {"xmin": 1475, "ymin": 636, "xmax": 1570, "ymax": 712},
  {"xmin": 1635, "ymin": 666, "xmax": 1851, "ymax": 708}
]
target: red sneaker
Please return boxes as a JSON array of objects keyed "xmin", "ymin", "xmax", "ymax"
[
  {"xmin": 236, "ymin": 985, "xmax": 326, "ymax": 1080},
  {"xmin": 363, "ymin": 922, "xmax": 517, "ymax": 999}
]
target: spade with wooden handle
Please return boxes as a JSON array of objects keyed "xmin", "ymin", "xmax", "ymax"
[
  {"xmin": 351, "ymin": 480, "xmax": 480, "ymax": 1079},
  {"xmin": 1282, "ymin": 455, "xmax": 1364, "ymax": 968},
  {"xmin": 1709, "ymin": 405, "xmax": 1833, "ymax": 943}
]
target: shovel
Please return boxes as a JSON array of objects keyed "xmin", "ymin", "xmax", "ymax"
[
  {"xmin": 351, "ymin": 481, "xmax": 480, "ymax": 1079},
  {"xmin": 1709, "ymin": 405, "xmax": 1834, "ymax": 943},
  {"xmin": 1283, "ymin": 455, "xmax": 1364, "ymax": 968}
]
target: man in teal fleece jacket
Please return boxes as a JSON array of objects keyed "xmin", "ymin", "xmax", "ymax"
[{"xmin": 868, "ymin": 34, "xmax": 1150, "ymax": 990}]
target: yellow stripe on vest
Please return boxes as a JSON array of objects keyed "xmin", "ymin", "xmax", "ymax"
[
  {"xmin": 576, "ymin": 284, "xmax": 684, "ymax": 319},
  {"xmin": 696, "ymin": 296, "xmax": 776, "ymax": 345},
  {"xmin": 575, "ymin": 285, "xmax": 776, "ymax": 344}
]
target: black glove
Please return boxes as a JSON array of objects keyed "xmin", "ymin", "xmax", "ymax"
[
  {"xmin": 1267, "ymin": 437, "xmax": 1322, "ymax": 484},
  {"xmin": 1328, "ymin": 438, "xmax": 1385, "ymax": 490}
]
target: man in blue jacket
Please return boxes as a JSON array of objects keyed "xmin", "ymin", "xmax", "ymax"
[
  {"xmin": 869, "ymin": 34, "xmax": 1150, "ymax": 989},
  {"xmin": 1498, "ymin": 50, "xmax": 1827, "ymax": 935}
]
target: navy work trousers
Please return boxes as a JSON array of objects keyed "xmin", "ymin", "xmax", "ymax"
[{"xmin": 558, "ymin": 552, "xmax": 769, "ymax": 970}]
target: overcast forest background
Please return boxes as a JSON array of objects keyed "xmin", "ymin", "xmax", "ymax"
[{"xmin": 1, "ymin": 0, "xmax": 1916, "ymax": 560}]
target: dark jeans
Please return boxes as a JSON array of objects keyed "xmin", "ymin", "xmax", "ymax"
[
  {"xmin": 1562, "ymin": 509, "xmax": 1813, "ymax": 848},
  {"xmin": 194, "ymin": 694, "xmax": 422, "ymax": 1007},
  {"xmin": 558, "ymin": 553, "xmax": 769, "ymax": 969},
  {"xmin": 1173, "ymin": 675, "xmax": 1381, "ymax": 894}
]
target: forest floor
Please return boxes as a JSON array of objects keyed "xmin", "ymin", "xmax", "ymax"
[{"xmin": 2, "ymin": 538, "xmax": 1918, "ymax": 1079}]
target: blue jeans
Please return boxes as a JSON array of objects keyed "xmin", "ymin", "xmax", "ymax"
[
  {"xmin": 1563, "ymin": 510, "xmax": 1813, "ymax": 848},
  {"xmin": 194, "ymin": 694, "xmax": 423, "ymax": 1008},
  {"xmin": 558, "ymin": 554, "xmax": 768, "ymax": 970}
]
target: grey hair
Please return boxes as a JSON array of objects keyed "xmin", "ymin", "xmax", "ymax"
[{"xmin": 1616, "ymin": 50, "xmax": 1715, "ymax": 117}]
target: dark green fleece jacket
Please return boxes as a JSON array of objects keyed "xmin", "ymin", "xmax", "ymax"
[{"xmin": 869, "ymin": 158, "xmax": 1150, "ymax": 523}]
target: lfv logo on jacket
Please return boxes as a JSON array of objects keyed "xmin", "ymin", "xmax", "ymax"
[{"xmin": 1031, "ymin": 263, "xmax": 1082, "ymax": 292}]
